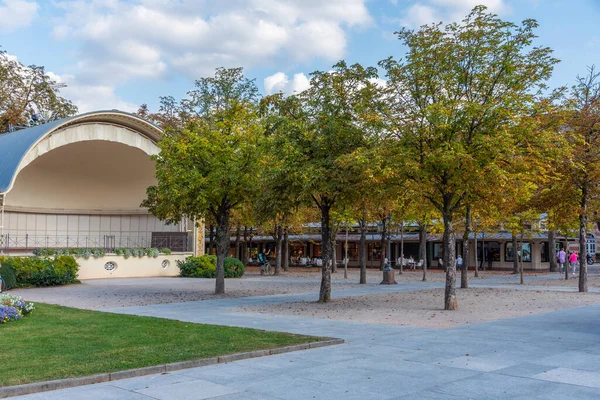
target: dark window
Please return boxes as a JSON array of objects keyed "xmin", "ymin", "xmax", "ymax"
[{"xmin": 478, "ymin": 241, "xmax": 501, "ymax": 262}]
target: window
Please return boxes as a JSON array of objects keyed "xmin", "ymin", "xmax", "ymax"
[
  {"xmin": 368, "ymin": 242, "xmax": 382, "ymax": 261},
  {"xmin": 478, "ymin": 241, "xmax": 501, "ymax": 262},
  {"xmin": 506, "ymin": 242, "xmax": 531, "ymax": 262},
  {"xmin": 345, "ymin": 242, "xmax": 359, "ymax": 261},
  {"xmin": 541, "ymin": 242, "xmax": 549, "ymax": 262},
  {"xmin": 313, "ymin": 244, "xmax": 322, "ymax": 257}
]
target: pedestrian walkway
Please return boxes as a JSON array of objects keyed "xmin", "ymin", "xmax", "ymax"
[{"xmin": 12, "ymin": 275, "xmax": 600, "ymax": 399}]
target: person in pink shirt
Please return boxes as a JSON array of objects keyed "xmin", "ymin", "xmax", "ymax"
[{"xmin": 569, "ymin": 251, "xmax": 579, "ymax": 277}]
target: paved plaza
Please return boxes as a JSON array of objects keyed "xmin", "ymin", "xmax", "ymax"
[{"xmin": 10, "ymin": 273, "xmax": 600, "ymax": 399}]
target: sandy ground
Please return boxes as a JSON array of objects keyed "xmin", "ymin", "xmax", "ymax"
[
  {"xmin": 239, "ymin": 287, "xmax": 600, "ymax": 328},
  {"xmin": 520, "ymin": 274, "xmax": 600, "ymax": 288},
  {"xmin": 9, "ymin": 276, "xmax": 375, "ymax": 310}
]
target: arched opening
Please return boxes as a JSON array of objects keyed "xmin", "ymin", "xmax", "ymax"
[{"xmin": 7, "ymin": 140, "xmax": 156, "ymax": 213}]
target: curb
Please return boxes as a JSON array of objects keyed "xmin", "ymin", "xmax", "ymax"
[{"xmin": 0, "ymin": 338, "xmax": 344, "ymax": 398}]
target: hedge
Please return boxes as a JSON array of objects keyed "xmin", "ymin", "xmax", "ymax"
[
  {"xmin": 177, "ymin": 255, "xmax": 245, "ymax": 278},
  {"xmin": 0, "ymin": 256, "xmax": 79, "ymax": 287},
  {"xmin": 0, "ymin": 261, "xmax": 17, "ymax": 290}
]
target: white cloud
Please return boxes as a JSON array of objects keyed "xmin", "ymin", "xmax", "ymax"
[
  {"xmin": 50, "ymin": 0, "xmax": 372, "ymax": 87},
  {"xmin": 264, "ymin": 72, "xmax": 310, "ymax": 95},
  {"xmin": 0, "ymin": 0, "xmax": 38, "ymax": 32},
  {"xmin": 399, "ymin": 0, "xmax": 508, "ymax": 29},
  {"xmin": 47, "ymin": 72, "xmax": 138, "ymax": 113}
]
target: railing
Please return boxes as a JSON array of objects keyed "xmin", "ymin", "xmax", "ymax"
[{"xmin": 0, "ymin": 234, "xmax": 192, "ymax": 253}]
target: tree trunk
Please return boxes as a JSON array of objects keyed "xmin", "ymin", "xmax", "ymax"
[
  {"xmin": 474, "ymin": 233, "xmax": 478, "ymax": 278},
  {"xmin": 379, "ymin": 216, "xmax": 388, "ymax": 271},
  {"xmin": 275, "ymin": 224, "xmax": 283, "ymax": 276},
  {"xmin": 208, "ymin": 224, "xmax": 215, "ymax": 255},
  {"xmin": 565, "ymin": 238, "xmax": 570, "ymax": 280},
  {"xmin": 418, "ymin": 223, "xmax": 427, "ymax": 281},
  {"xmin": 215, "ymin": 210, "xmax": 230, "ymax": 294},
  {"xmin": 359, "ymin": 218, "xmax": 367, "ymax": 284},
  {"xmin": 234, "ymin": 225, "xmax": 241, "ymax": 259},
  {"xmin": 248, "ymin": 235, "xmax": 253, "ymax": 263},
  {"xmin": 512, "ymin": 234, "xmax": 519, "ymax": 274},
  {"xmin": 319, "ymin": 203, "xmax": 332, "ymax": 302},
  {"xmin": 579, "ymin": 188, "xmax": 588, "ymax": 292},
  {"xmin": 283, "ymin": 228, "xmax": 289, "ymax": 272},
  {"xmin": 461, "ymin": 206, "xmax": 471, "ymax": 289},
  {"xmin": 344, "ymin": 226, "xmax": 349, "ymax": 279},
  {"xmin": 443, "ymin": 210, "xmax": 458, "ymax": 310},
  {"xmin": 331, "ymin": 231, "xmax": 338, "ymax": 274},
  {"xmin": 399, "ymin": 221, "xmax": 405, "ymax": 275},
  {"xmin": 519, "ymin": 233, "xmax": 524, "ymax": 284},
  {"xmin": 242, "ymin": 226, "xmax": 248, "ymax": 266},
  {"xmin": 549, "ymin": 230, "xmax": 557, "ymax": 272}
]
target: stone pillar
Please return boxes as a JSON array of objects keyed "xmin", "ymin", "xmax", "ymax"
[{"xmin": 196, "ymin": 220, "xmax": 205, "ymax": 256}]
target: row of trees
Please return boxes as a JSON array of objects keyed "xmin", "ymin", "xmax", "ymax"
[{"xmin": 141, "ymin": 6, "xmax": 600, "ymax": 309}]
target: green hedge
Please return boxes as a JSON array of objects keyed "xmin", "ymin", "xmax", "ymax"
[
  {"xmin": 0, "ymin": 256, "xmax": 79, "ymax": 287},
  {"xmin": 0, "ymin": 260, "xmax": 17, "ymax": 290},
  {"xmin": 177, "ymin": 255, "xmax": 244, "ymax": 278}
]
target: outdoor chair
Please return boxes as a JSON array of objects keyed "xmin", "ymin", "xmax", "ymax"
[{"xmin": 416, "ymin": 259, "xmax": 424, "ymax": 269}]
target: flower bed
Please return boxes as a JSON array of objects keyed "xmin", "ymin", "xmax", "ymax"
[{"xmin": 0, "ymin": 294, "xmax": 34, "ymax": 324}]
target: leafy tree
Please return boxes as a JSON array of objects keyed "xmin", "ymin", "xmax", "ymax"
[
  {"xmin": 263, "ymin": 61, "xmax": 381, "ymax": 302},
  {"xmin": 142, "ymin": 67, "xmax": 262, "ymax": 294},
  {"xmin": 561, "ymin": 66, "xmax": 600, "ymax": 292},
  {"xmin": 380, "ymin": 6, "xmax": 558, "ymax": 310},
  {"xmin": 0, "ymin": 50, "xmax": 77, "ymax": 134}
]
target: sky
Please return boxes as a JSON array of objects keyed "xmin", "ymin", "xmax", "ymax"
[{"xmin": 1, "ymin": 0, "xmax": 599, "ymax": 113}]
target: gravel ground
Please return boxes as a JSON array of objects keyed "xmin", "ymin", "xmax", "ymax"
[
  {"xmin": 9, "ymin": 275, "xmax": 376, "ymax": 310},
  {"xmin": 239, "ymin": 287, "xmax": 600, "ymax": 328}
]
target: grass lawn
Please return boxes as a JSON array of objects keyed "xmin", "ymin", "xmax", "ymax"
[{"xmin": 1, "ymin": 303, "xmax": 325, "ymax": 387}]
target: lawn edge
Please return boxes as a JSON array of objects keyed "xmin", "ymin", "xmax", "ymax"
[{"xmin": 0, "ymin": 338, "xmax": 344, "ymax": 398}]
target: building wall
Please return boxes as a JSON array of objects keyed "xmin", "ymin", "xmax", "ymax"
[
  {"xmin": 77, "ymin": 254, "xmax": 184, "ymax": 279},
  {"xmin": 1, "ymin": 211, "xmax": 181, "ymax": 248}
]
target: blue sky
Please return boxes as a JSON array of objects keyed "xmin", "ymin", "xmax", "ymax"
[{"xmin": 1, "ymin": 0, "xmax": 599, "ymax": 112}]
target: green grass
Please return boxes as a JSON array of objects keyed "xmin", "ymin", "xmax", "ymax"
[{"xmin": 0, "ymin": 303, "xmax": 325, "ymax": 387}]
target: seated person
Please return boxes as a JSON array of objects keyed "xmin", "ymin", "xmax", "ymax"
[{"xmin": 408, "ymin": 255, "xmax": 415, "ymax": 269}]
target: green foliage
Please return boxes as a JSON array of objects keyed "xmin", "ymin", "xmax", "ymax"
[
  {"xmin": 161, "ymin": 248, "xmax": 172, "ymax": 255},
  {"xmin": 177, "ymin": 255, "xmax": 244, "ymax": 278},
  {"xmin": 0, "ymin": 261, "xmax": 17, "ymax": 290},
  {"xmin": 177, "ymin": 255, "xmax": 216, "ymax": 278},
  {"xmin": 0, "ymin": 50, "xmax": 78, "ymax": 134},
  {"xmin": 2, "ymin": 256, "xmax": 79, "ymax": 287},
  {"xmin": 224, "ymin": 257, "xmax": 245, "ymax": 278}
]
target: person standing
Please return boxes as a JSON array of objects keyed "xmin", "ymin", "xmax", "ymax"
[
  {"xmin": 569, "ymin": 251, "xmax": 578, "ymax": 277},
  {"xmin": 557, "ymin": 248, "xmax": 567, "ymax": 273},
  {"xmin": 456, "ymin": 255, "xmax": 463, "ymax": 271}
]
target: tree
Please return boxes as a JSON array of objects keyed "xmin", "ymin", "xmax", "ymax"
[
  {"xmin": 562, "ymin": 67, "xmax": 600, "ymax": 292},
  {"xmin": 142, "ymin": 67, "xmax": 262, "ymax": 294},
  {"xmin": 380, "ymin": 6, "xmax": 558, "ymax": 310},
  {"xmin": 264, "ymin": 61, "xmax": 381, "ymax": 302},
  {"xmin": 0, "ymin": 50, "xmax": 77, "ymax": 133}
]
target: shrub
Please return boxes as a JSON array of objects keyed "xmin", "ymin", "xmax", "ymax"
[
  {"xmin": 161, "ymin": 248, "xmax": 172, "ymax": 255},
  {"xmin": 2, "ymin": 256, "xmax": 79, "ymax": 287},
  {"xmin": 0, "ymin": 261, "xmax": 17, "ymax": 290},
  {"xmin": 123, "ymin": 248, "xmax": 132, "ymax": 259},
  {"xmin": 178, "ymin": 255, "xmax": 243, "ymax": 278},
  {"xmin": 224, "ymin": 257, "xmax": 245, "ymax": 278},
  {"xmin": 91, "ymin": 248, "xmax": 106, "ymax": 258},
  {"xmin": 146, "ymin": 248, "xmax": 160, "ymax": 258}
]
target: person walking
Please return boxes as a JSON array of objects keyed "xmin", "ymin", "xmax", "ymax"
[
  {"xmin": 569, "ymin": 251, "xmax": 579, "ymax": 277},
  {"xmin": 557, "ymin": 248, "xmax": 567, "ymax": 273}
]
